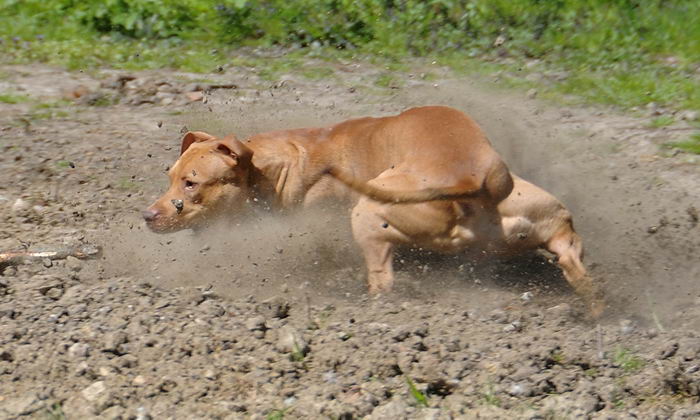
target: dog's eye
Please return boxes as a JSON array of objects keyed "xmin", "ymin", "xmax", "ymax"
[{"xmin": 184, "ymin": 180, "xmax": 197, "ymax": 189}]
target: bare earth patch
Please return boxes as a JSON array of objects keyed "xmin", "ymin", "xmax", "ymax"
[{"xmin": 0, "ymin": 62, "xmax": 698, "ymax": 418}]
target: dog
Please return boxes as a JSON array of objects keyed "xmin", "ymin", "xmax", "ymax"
[{"xmin": 143, "ymin": 106, "xmax": 603, "ymax": 317}]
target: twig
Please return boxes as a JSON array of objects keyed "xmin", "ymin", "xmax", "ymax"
[{"xmin": 645, "ymin": 289, "xmax": 666, "ymax": 332}]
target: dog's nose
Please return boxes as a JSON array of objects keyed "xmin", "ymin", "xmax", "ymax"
[{"xmin": 142, "ymin": 208, "xmax": 159, "ymax": 222}]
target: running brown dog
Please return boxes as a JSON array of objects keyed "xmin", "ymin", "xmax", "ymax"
[{"xmin": 143, "ymin": 106, "xmax": 604, "ymax": 317}]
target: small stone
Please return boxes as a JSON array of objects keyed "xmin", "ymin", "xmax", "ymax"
[
  {"xmin": 508, "ymin": 382, "xmax": 532, "ymax": 397},
  {"xmin": 135, "ymin": 406, "xmax": 152, "ymax": 420},
  {"xmin": 65, "ymin": 256, "xmax": 82, "ymax": 272},
  {"xmin": 678, "ymin": 110, "xmax": 699, "ymax": 121},
  {"xmin": 257, "ymin": 296, "xmax": 290, "ymax": 319},
  {"xmin": 132, "ymin": 375, "xmax": 148, "ymax": 386},
  {"xmin": 619, "ymin": 319, "xmax": 635, "ymax": 334},
  {"xmin": 102, "ymin": 331, "xmax": 128, "ymax": 354},
  {"xmin": 520, "ymin": 291, "xmax": 534, "ymax": 302},
  {"xmin": 68, "ymin": 342, "xmax": 90, "ymax": 358},
  {"xmin": 46, "ymin": 287, "xmax": 63, "ymax": 300},
  {"xmin": 527, "ymin": 88, "xmax": 538, "ymax": 99},
  {"xmin": 245, "ymin": 316, "xmax": 266, "ymax": 331},
  {"xmin": 0, "ymin": 395, "xmax": 42, "ymax": 417},
  {"xmin": 185, "ymin": 91, "xmax": 204, "ymax": 102},
  {"xmin": 81, "ymin": 381, "xmax": 106, "ymax": 401},
  {"xmin": 276, "ymin": 325, "xmax": 309, "ymax": 356},
  {"xmin": 11, "ymin": 198, "xmax": 30, "ymax": 214},
  {"xmin": 98, "ymin": 366, "xmax": 116, "ymax": 377}
]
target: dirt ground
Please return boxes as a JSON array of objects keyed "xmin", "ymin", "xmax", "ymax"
[{"xmin": 0, "ymin": 57, "xmax": 699, "ymax": 419}]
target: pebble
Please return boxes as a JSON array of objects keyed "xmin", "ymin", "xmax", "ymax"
[
  {"xmin": 619, "ymin": 319, "xmax": 635, "ymax": 334},
  {"xmin": 245, "ymin": 316, "xmax": 267, "ymax": 331},
  {"xmin": 65, "ymin": 256, "xmax": 82, "ymax": 272},
  {"xmin": 132, "ymin": 375, "xmax": 148, "ymax": 386},
  {"xmin": 276, "ymin": 325, "xmax": 308, "ymax": 356},
  {"xmin": 520, "ymin": 291, "xmax": 534, "ymax": 302},
  {"xmin": 81, "ymin": 380, "xmax": 106, "ymax": 401},
  {"xmin": 68, "ymin": 342, "xmax": 90, "ymax": 358},
  {"xmin": 11, "ymin": 198, "xmax": 30, "ymax": 214}
]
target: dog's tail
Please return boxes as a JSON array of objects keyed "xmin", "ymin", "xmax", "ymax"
[{"xmin": 325, "ymin": 161, "xmax": 512, "ymax": 204}]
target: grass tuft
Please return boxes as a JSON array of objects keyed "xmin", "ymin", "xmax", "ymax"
[
  {"xmin": 405, "ymin": 376, "xmax": 429, "ymax": 407},
  {"xmin": 613, "ymin": 348, "xmax": 645, "ymax": 373},
  {"xmin": 666, "ymin": 133, "xmax": 700, "ymax": 155},
  {"xmin": 0, "ymin": 93, "xmax": 30, "ymax": 104}
]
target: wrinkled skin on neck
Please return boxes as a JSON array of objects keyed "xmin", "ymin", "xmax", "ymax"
[{"xmin": 144, "ymin": 132, "xmax": 253, "ymax": 233}]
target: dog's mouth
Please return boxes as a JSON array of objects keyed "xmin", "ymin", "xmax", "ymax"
[{"xmin": 144, "ymin": 217, "xmax": 184, "ymax": 234}]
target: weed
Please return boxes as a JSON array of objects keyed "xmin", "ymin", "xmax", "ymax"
[
  {"xmin": 613, "ymin": 348, "xmax": 645, "ymax": 373},
  {"xmin": 550, "ymin": 351, "xmax": 565, "ymax": 364},
  {"xmin": 117, "ymin": 177, "xmax": 139, "ymax": 190},
  {"xmin": 289, "ymin": 343, "xmax": 305, "ymax": 363},
  {"xmin": 44, "ymin": 402, "xmax": 67, "ymax": 420},
  {"xmin": 649, "ymin": 115, "xmax": 675, "ymax": 128},
  {"xmin": 481, "ymin": 384, "xmax": 501, "ymax": 407},
  {"xmin": 266, "ymin": 408, "xmax": 288, "ymax": 420},
  {"xmin": 374, "ymin": 72, "xmax": 401, "ymax": 89},
  {"xmin": 56, "ymin": 160, "xmax": 75, "ymax": 169},
  {"xmin": 405, "ymin": 376, "xmax": 429, "ymax": 407},
  {"xmin": 27, "ymin": 109, "xmax": 69, "ymax": 121},
  {"xmin": 666, "ymin": 132, "xmax": 700, "ymax": 154},
  {"xmin": 0, "ymin": 93, "xmax": 30, "ymax": 104},
  {"xmin": 300, "ymin": 67, "xmax": 335, "ymax": 80}
]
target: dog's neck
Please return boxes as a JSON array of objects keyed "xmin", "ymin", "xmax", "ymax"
[{"xmin": 244, "ymin": 129, "xmax": 331, "ymax": 208}]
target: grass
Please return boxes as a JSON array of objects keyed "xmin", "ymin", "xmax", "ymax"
[
  {"xmin": 1, "ymin": 1, "xmax": 699, "ymax": 149},
  {"xmin": 405, "ymin": 376, "xmax": 429, "ymax": 407},
  {"xmin": 374, "ymin": 72, "xmax": 402, "ymax": 89},
  {"xmin": 44, "ymin": 402, "xmax": 67, "ymax": 420},
  {"xmin": 55, "ymin": 160, "xmax": 75, "ymax": 169},
  {"xmin": 666, "ymin": 133, "xmax": 700, "ymax": 155},
  {"xmin": 649, "ymin": 115, "xmax": 675, "ymax": 129},
  {"xmin": 266, "ymin": 409, "xmax": 288, "ymax": 420},
  {"xmin": 300, "ymin": 66, "xmax": 335, "ymax": 81},
  {"xmin": 0, "ymin": 92, "xmax": 30, "ymax": 104},
  {"xmin": 481, "ymin": 384, "xmax": 502, "ymax": 407},
  {"xmin": 116, "ymin": 177, "xmax": 139, "ymax": 190},
  {"xmin": 613, "ymin": 348, "xmax": 645, "ymax": 373}
]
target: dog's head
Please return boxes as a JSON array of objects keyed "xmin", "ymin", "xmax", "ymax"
[{"xmin": 143, "ymin": 131, "xmax": 254, "ymax": 233}]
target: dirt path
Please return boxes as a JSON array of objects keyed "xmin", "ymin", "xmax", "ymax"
[{"xmin": 0, "ymin": 61, "xmax": 698, "ymax": 419}]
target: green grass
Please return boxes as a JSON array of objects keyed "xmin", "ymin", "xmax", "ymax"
[
  {"xmin": 666, "ymin": 133, "xmax": 700, "ymax": 154},
  {"xmin": 0, "ymin": 93, "xmax": 30, "ymax": 104},
  {"xmin": 266, "ymin": 409, "xmax": 288, "ymax": 420},
  {"xmin": 44, "ymin": 402, "xmax": 67, "ymax": 420},
  {"xmin": 613, "ymin": 348, "xmax": 645, "ymax": 373},
  {"xmin": 300, "ymin": 66, "xmax": 335, "ymax": 81},
  {"xmin": 117, "ymin": 177, "xmax": 139, "ymax": 190},
  {"xmin": 481, "ymin": 384, "xmax": 502, "ymax": 407},
  {"xmin": 405, "ymin": 376, "xmax": 429, "ymax": 407},
  {"xmin": 1, "ymin": 0, "xmax": 699, "ymax": 118},
  {"xmin": 649, "ymin": 115, "xmax": 675, "ymax": 129},
  {"xmin": 374, "ymin": 72, "xmax": 402, "ymax": 89}
]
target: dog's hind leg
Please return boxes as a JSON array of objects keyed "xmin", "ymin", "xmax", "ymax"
[
  {"xmin": 351, "ymin": 197, "xmax": 400, "ymax": 294},
  {"xmin": 546, "ymin": 226, "xmax": 605, "ymax": 318}
]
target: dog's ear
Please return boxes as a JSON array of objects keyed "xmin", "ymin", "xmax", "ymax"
[
  {"xmin": 215, "ymin": 134, "xmax": 253, "ymax": 168},
  {"xmin": 180, "ymin": 131, "xmax": 216, "ymax": 155}
]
